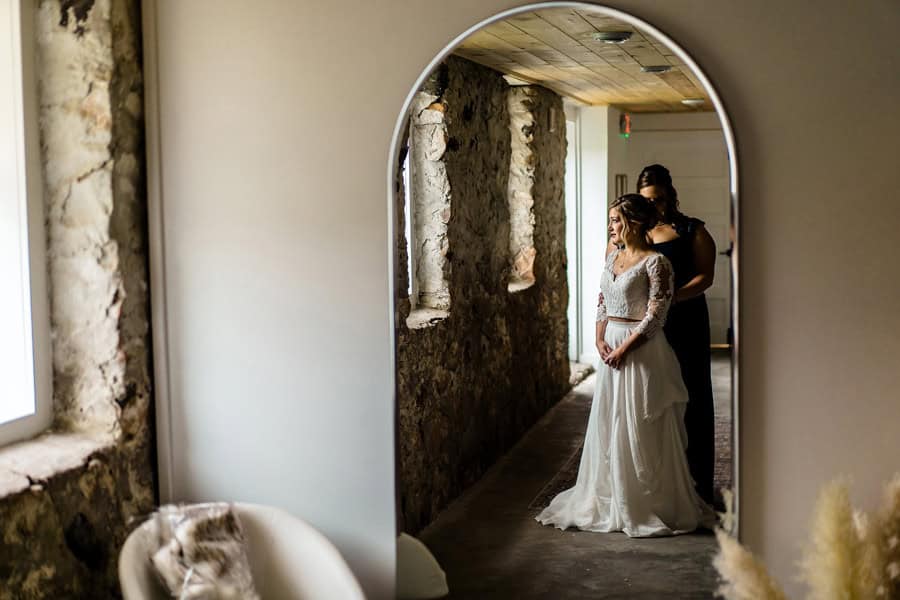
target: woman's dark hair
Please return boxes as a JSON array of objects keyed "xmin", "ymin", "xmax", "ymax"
[
  {"xmin": 610, "ymin": 193, "xmax": 657, "ymax": 240},
  {"xmin": 636, "ymin": 164, "xmax": 688, "ymax": 228}
]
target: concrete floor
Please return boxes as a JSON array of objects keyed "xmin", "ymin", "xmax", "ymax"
[{"xmin": 418, "ymin": 359, "xmax": 733, "ymax": 599}]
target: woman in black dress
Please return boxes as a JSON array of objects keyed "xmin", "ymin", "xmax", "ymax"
[{"xmin": 636, "ymin": 164, "xmax": 717, "ymax": 507}]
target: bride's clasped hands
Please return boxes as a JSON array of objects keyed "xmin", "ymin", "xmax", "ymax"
[{"xmin": 599, "ymin": 341, "xmax": 628, "ymax": 370}]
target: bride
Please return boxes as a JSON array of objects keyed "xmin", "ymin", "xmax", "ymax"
[{"xmin": 537, "ymin": 194, "xmax": 713, "ymax": 537}]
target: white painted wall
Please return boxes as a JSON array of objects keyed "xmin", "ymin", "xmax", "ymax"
[
  {"xmin": 143, "ymin": 2, "xmax": 402, "ymax": 596},
  {"xmin": 578, "ymin": 106, "xmax": 609, "ymax": 364},
  {"xmin": 146, "ymin": 1, "xmax": 900, "ymax": 597},
  {"xmin": 606, "ymin": 106, "xmax": 630, "ymax": 203}
]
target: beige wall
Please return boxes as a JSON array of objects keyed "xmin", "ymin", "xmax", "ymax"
[{"xmin": 146, "ymin": 1, "xmax": 900, "ymax": 597}]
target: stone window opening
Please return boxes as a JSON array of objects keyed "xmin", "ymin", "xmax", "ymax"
[
  {"xmin": 404, "ymin": 89, "xmax": 452, "ymax": 329},
  {"xmin": 507, "ymin": 86, "xmax": 537, "ymax": 293},
  {"xmin": 1, "ymin": 4, "xmax": 155, "ymax": 595}
]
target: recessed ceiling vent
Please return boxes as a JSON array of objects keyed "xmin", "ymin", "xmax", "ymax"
[
  {"xmin": 591, "ymin": 31, "xmax": 632, "ymax": 44},
  {"xmin": 640, "ymin": 65, "xmax": 672, "ymax": 74}
]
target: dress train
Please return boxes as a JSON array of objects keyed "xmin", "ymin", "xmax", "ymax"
[{"xmin": 536, "ymin": 319, "xmax": 714, "ymax": 537}]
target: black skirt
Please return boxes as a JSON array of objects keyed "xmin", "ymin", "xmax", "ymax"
[{"xmin": 663, "ymin": 295, "xmax": 715, "ymax": 505}]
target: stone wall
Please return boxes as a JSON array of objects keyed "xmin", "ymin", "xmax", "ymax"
[
  {"xmin": 0, "ymin": 1, "xmax": 155, "ymax": 597},
  {"xmin": 396, "ymin": 56, "xmax": 570, "ymax": 533}
]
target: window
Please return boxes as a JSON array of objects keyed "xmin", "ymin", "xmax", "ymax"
[
  {"xmin": 402, "ymin": 150, "xmax": 413, "ymax": 299},
  {"xmin": 0, "ymin": 0, "xmax": 52, "ymax": 446},
  {"xmin": 507, "ymin": 86, "xmax": 537, "ymax": 292},
  {"xmin": 404, "ymin": 91, "xmax": 451, "ymax": 327}
]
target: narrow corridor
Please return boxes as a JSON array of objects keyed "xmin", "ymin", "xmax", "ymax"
[{"xmin": 419, "ymin": 361, "xmax": 731, "ymax": 599}]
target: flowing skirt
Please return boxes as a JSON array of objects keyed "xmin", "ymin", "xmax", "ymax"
[{"xmin": 536, "ymin": 320, "xmax": 714, "ymax": 537}]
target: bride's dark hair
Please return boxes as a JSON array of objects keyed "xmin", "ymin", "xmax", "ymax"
[
  {"xmin": 610, "ymin": 193, "xmax": 657, "ymax": 241},
  {"xmin": 636, "ymin": 164, "xmax": 688, "ymax": 228}
]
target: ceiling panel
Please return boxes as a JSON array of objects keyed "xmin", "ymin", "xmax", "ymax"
[{"xmin": 453, "ymin": 7, "xmax": 714, "ymax": 112}]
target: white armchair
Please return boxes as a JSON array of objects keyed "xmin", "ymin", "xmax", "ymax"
[{"xmin": 119, "ymin": 502, "xmax": 365, "ymax": 600}]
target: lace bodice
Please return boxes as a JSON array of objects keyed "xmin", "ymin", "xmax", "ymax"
[{"xmin": 595, "ymin": 250, "xmax": 674, "ymax": 338}]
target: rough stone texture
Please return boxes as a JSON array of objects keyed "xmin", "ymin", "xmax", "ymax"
[
  {"xmin": 408, "ymin": 90, "xmax": 451, "ymax": 311},
  {"xmin": 107, "ymin": 0, "xmax": 151, "ymax": 445},
  {"xmin": 396, "ymin": 56, "xmax": 570, "ymax": 534},
  {"xmin": 507, "ymin": 87, "xmax": 537, "ymax": 289},
  {"xmin": 39, "ymin": 0, "xmax": 120, "ymax": 435},
  {"xmin": 0, "ymin": 1, "xmax": 155, "ymax": 598}
]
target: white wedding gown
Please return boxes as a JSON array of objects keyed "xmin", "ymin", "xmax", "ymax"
[{"xmin": 536, "ymin": 251, "xmax": 714, "ymax": 537}]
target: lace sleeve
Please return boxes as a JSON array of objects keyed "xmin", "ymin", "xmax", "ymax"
[
  {"xmin": 595, "ymin": 290, "xmax": 607, "ymax": 322},
  {"xmin": 595, "ymin": 250, "xmax": 616, "ymax": 322},
  {"xmin": 635, "ymin": 254, "xmax": 674, "ymax": 338}
]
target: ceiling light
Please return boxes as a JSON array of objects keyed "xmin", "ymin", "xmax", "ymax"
[
  {"xmin": 640, "ymin": 65, "xmax": 672, "ymax": 74},
  {"xmin": 591, "ymin": 31, "xmax": 632, "ymax": 44},
  {"xmin": 681, "ymin": 98, "xmax": 705, "ymax": 107}
]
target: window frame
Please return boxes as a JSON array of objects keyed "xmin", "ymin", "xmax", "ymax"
[
  {"xmin": 0, "ymin": 0, "xmax": 53, "ymax": 447},
  {"xmin": 401, "ymin": 146, "xmax": 415, "ymax": 306}
]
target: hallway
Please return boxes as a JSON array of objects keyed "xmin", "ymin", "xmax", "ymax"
[{"xmin": 419, "ymin": 369, "xmax": 725, "ymax": 599}]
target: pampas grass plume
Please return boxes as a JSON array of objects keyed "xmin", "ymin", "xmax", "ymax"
[
  {"xmin": 800, "ymin": 479, "xmax": 869, "ymax": 600},
  {"xmin": 877, "ymin": 474, "xmax": 900, "ymax": 598},
  {"xmin": 719, "ymin": 488, "xmax": 736, "ymax": 535},
  {"xmin": 713, "ymin": 528, "xmax": 787, "ymax": 600},
  {"xmin": 854, "ymin": 508, "xmax": 888, "ymax": 598},
  {"xmin": 714, "ymin": 475, "xmax": 900, "ymax": 600}
]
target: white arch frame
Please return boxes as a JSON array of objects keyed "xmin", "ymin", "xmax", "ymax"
[{"xmin": 385, "ymin": 1, "xmax": 741, "ymax": 538}]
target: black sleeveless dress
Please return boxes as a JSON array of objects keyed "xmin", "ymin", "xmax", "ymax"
[{"xmin": 652, "ymin": 217, "xmax": 716, "ymax": 506}]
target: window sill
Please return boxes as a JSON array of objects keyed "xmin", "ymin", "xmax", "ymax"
[
  {"xmin": 0, "ymin": 430, "xmax": 113, "ymax": 499},
  {"xmin": 508, "ymin": 278, "xmax": 536, "ymax": 293},
  {"xmin": 406, "ymin": 307, "xmax": 450, "ymax": 330}
]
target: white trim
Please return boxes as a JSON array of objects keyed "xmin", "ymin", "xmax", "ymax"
[
  {"xmin": 0, "ymin": 0, "xmax": 52, "ymax": 446},
  {"xmin": 573, "ymin": 111, "xmax": 584, "ymax": 360},
  {"xmin": 386, "ymin": 2, "xmax": 741, "ymax": 538},
  {"xmin": 564, "ymin": 111, "xmax": 582, "ymax": 361},
  {"xmin": 141, "ymin": 0, "xmax": 174, "ymax": 502}
]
